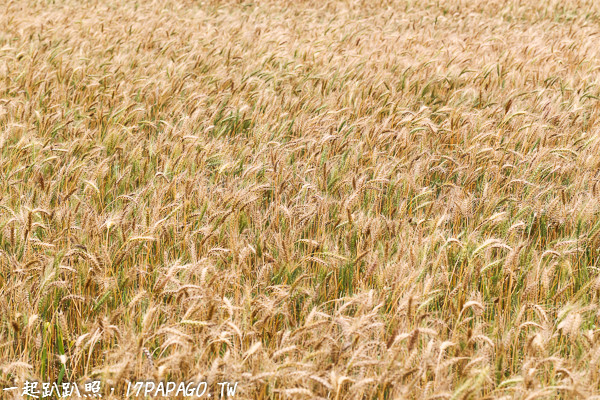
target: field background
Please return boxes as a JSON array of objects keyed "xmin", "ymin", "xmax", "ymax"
[{"xmin": 2, "ymin": 0, "xmax": 600, "ymax": 398}]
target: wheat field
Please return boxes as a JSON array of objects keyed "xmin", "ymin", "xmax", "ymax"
[{"xmin": 2, "ymin": 0, "xmax": 600, "ymax": 398}]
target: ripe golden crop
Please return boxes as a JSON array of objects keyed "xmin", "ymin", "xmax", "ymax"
[{"xmin": 2, "ymin": 0, "xmax": 600, "ymax": 398}]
